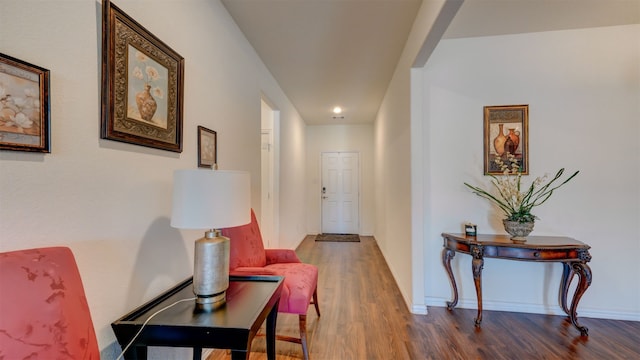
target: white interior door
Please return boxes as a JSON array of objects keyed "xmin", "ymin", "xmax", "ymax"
[
  {"xmin": 261, "ymin": 98, "xmax": 277, "ymax": 248},
  {"xmin": 260, "ymin": 130, "xmax": 273, "ymax": 247},
  {"xmin": 321, "ymin": 152, "xmax": 359, "ymax": 234}
]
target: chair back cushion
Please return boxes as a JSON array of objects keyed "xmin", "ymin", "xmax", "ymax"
[
  {"xmin": 221, "ymin": 209, "xmax": 267, "ymax": 270},
  {"xmin": 0, "ymin": 246, "xmax": 99, "ymax": 359}
]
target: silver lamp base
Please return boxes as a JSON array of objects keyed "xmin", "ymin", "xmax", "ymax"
[
  {"xmin": 195, "ymin": 292, "xmax": 226, "ymax": 312},
  {"xmin": 193, "ymin": 229, "xmax": 230, "ymax": 311}
]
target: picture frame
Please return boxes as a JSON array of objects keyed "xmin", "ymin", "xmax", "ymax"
[
  {"xmin": 0, "ymin": 53, "xmax": 50, "ymax": 152},
  {"xmin": 101, "ymin": 0, "xmax": 184, "ymax": 152},
  {"xmin": 484, "ymin": 104, "xmax": 528, "ymax": 175},
  {"xmin": 197, "ymin": 126, "xmax": 217, "ymax": 169}
]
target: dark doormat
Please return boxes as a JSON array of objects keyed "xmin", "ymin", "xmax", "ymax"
[{"xmin": 315, "ymin": 233, "xmax": 360, "ymax": 242}]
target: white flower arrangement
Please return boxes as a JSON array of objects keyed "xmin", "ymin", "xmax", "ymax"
[
  {"xmin": 131, "ymin": 51, "xmax": 163, "ymax": 99},
  {"xmin": 464, "ymin": 153, "xmax": 579, "ymax": 223}
]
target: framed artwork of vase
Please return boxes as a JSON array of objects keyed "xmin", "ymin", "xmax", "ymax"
[
  {"xmin": 197, "ymin": 126, "xmax": 217, "ymax": 169},
  {"xmin": 0, "ymin": 53, "xmax": 50, "ymax": 152},
  {"xmin": 483, "ymin": 104, "xmax": 528, "ymax": 175},
  {"xmin": 101, "ymin": 0, "xmax": 184, "ymax": 152}
]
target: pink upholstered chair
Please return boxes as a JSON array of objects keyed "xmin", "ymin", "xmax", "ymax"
[
  {"xmin": 0, "ymin": 246, "xmax": 99, "ymax": 359},
  {"xmin": 222, "ymin": 210, "xmax": 320, "ymax": 360}
]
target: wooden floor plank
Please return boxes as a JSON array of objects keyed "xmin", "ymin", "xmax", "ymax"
[{"xmin": 206, "ymin": 235, "xmax": 640, "ymax": 360}]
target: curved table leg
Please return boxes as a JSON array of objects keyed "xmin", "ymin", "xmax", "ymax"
[
  {"xmin": 569, "ymin": 262, "xmax": 592, "ymax": 336},
  {"xmin": 471, "ymin": 246, "xmax": 484, "ymax": 326},
  {"xmin": 559, "ymin": 262, "xmax": 575, "ymax": 315},
  {"xmin": 442, "ymin": 248, "xmax": 458, "ymax": 310}
]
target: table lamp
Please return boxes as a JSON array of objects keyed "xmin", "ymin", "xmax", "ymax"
[{"xmin": 170, "ymin": 169, "xmax": 250, "ymax": 310}]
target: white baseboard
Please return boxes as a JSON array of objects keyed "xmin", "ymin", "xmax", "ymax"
[
  {"xmin": 422, "ymin": 296, "xmax": 640, "ymax": 321},
  {"xmin": 411, "ymin": 303, "xmax": 428, "ymax": 315}
]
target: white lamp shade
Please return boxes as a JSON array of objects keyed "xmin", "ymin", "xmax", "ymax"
[{"xmin": 171, "ymin": 169, "xmax": 251, "ymax": 229}]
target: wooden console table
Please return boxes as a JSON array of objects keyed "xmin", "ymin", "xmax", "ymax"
[
  {"xmin": 112, "ymin": 275, "xmax": 283, "ymax": 359},
  {"xmin": 441, "ymin": 233, "xmax": 592, "ymax": 336}
]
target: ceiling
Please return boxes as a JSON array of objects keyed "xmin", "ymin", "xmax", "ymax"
[{"xmin": 222, "ymin": 0, "xmax": 640, "ymax": 125}]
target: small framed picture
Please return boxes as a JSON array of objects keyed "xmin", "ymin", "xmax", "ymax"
[
  {"xmin": 197, "ymin": 126, "xmax": 217, "ymax": 169},
  {"xmin": 0, "ymin": 53, "xmax": 50, "ymax": 152},
  {"xmin": 484, "ymin": 104, "xmax": 529, "ymax": 175}
]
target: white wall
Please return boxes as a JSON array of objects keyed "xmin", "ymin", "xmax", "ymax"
[
  {"xmin": 306, "ymin": 124, "xmax": 374, "ymax": 235},
  {"xmin": 419, "ymin": 24, "xmax": 640, "ymax": 320},
  {"xmin": 278, "ymin": 102, "xmax": 308, "ymax": 249},
  {"xmin": 374, "ymin": 0, "xmax": 457, "ymax": 314},
  {"xmin": 0, "ymin": 0, "xmax": 307, "ymax": 357}
]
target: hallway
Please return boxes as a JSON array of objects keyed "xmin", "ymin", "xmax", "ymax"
[{"xmin": 206, "ymin": 236, "xmax": 640, "ymax": 359}]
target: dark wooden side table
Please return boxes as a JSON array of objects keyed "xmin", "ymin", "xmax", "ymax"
[
  {"xmin": 112, "ymin": 275, "xmax": 284, "ymax": 360},
  {"xmin": 441, "ymin": 233, "xmax": 592, "ymax": 336}
]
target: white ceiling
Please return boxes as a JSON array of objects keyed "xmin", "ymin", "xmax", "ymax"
[
  {"xmin": 222, "ymin": 0, "xmax": 640, "ymax": 125},
  {"xmin": 443, "ymin": 0, "xmax": 640, "ymax": 39}
]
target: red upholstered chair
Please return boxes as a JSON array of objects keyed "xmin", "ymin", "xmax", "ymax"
[
  {"xmin": 222, "ymin": 210, "xmax": 320, "ymax": 360},
  {"xmin": 0, "ymin": 247, "xmax": 99, "ymax": 359}
]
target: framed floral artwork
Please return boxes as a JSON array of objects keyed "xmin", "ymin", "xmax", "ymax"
[
  {"xmin": 197, "ymin": 126, "xmax": 217, "ymax": 169},
  {"xmin": 101, "ymin": 0, "xmax": 184, "ymax": 152},
  {"xmin": 483, "ymin": 104, "xmax": 529, "ymax": 175},
  {"xmin": 0, "ymin": 53, "xmax": 50, "ymax": 152}
]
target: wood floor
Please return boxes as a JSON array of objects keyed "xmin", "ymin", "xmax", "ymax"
[{"xmin": 206, "ymin": 235, "xmax": 640, "ymax": 360}]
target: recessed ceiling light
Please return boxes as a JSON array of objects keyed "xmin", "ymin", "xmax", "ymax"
[{"xmin": 332, "ymin": 106, "xmax": 342, "ymax": 114}]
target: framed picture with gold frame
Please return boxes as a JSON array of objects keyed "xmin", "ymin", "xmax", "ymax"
[
  {"xmin": 484, "ymin": 104, "xmax": 528, "ymax": 175},
  {"xmin": 0, "ymin": 53, "xmax": 50, "ymax": 152},
  {"xmin": 197, "ymin": 126, "xmax": 217, "ymax": 169},
  {"xmin": 101, "ymin": 0, "xmax": 184, "ymax": 152}
]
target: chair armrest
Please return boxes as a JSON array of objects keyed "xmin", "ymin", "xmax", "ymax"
[
  {"xmin": 230, "ymin": 267, "xmax": 279, "ymax": 276},
  {"xmin": 265, "ymin": 249, "xmax": 302, "ymax": 264}
]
